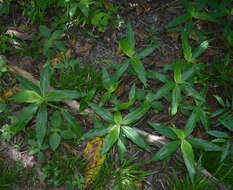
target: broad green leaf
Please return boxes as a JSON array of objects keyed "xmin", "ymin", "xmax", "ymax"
[
  {"xmin": 212, "ymin": 138, "xmax": 227, "ymax": 143},
  {"xmin": 112, "ymin": 60, "xmax": 130, "ymax": 83},
  {"xmin": 137, "ymin": 45, "xmax": 156, "ymax": 59},
  {"xmin": 11, "ymin": 104, "xmax": 38, "ymax": 135},
  {"xmin": 181, "ymin": 30, "xmax": 192, "ymax": 62},
  {"xmin": 151, "ymin": 101, "xmax": 164, "ymax": 112},
  {"xmin": 81, "ymin": 125, "xmax": 113, "ymax": 140},
  {"xmin": 171, "ymin": 85, "xmax": 181, "ymax": 116},
  {"xmin": 61, "ymin": 110, "xmax": 82, "ymax": 137},
  {"xmin": 184, "ymin": 111, "xmax": 197, "ymax": 137},
  {"xmin": 99, "ymin": 92, "xmax": 111, "ymax": 106},
  {"xmin": 165, "ymin": 13, "xmax": 190, "ymax": 28},
  {"xmin": 16, "ymin": 75, "xmax": 41, "ymax": 95},
  {"xmin": 36, "ymin": 104, "xmax": 48, "ymax": 147},
  {"xmin": 43, "ymin": 39, "xmax": 53, "ymax": 54},
  {"xmin": 181, "ymin": 64, "xmax": 204, "ymax": 81},
  {"xmin": 54, "ymin": 40, "xmax": 66, "ymax": 51},
  {"xmin": 69, "ymin": 3, "xmax": 78, "ymax": 17},
  {"xmin": 0, "ymin": 104, "xmax": 6, "ymax": 113},
  {"xmin": 148, "ymin": 122, "xmax": 177, "ymax": 139},
  {"xmin": 61, "ymin": 130, "xmax": 77, "ymax": 139},
  {"xmin": 129, "ymin": 84, "xmax": 136, "ymax": 100},
  {"xmin": 102, "ymin": 67, "xmax": 111, "ymax": 89},
  {"xmin": 38, "ymin": 151, "xmax": 44, "ymax": 162},
  {"xmin": 181, "ymin": 84, "xmax": 205, "ymax": 102},
  {"xmin": 77, "ymin": 1, "xmax": 89, "ymax": 17},
  {"xmin": 114, "ymin": 111, "xmax": 122, "ymax": 124},
  {"xmin": 40, "ymin": 64, "xmax": 51, "ymax": 96},
  {"xmin": 207, "ymin": 130, "xmax": 229, "ymax": 138},
  {"xmin": 192, "ymin": 12, "xmax": 220, "ymax": 23},
  {"xmin": 171, "ymin": 128, "xmax": 185, "ymax": 140},
  {"xmin": 224, "ymin": 52, "xmax": 230, "ymax": 67},
  {"xmin": 122, "ymin": 126, "xmax": 150, "ymax": 151},
  {"xmin": 136, "ymin": 89, "xmax": 146, "ymax": 101},
  {"xmin": 150, "ymin": 141, "xmax": 180, "ymax": 161},
  {"xmin": 120, "ymin": 39, "xmax": 135, "ymax": 57},
  {"xmin": 39, "ymin": 25, "xmax": 51, "ymax": 37},
  {"xmin": 115, "ymin": 102, "xmax": 130, "ymax": 111},
  {"xmin": 181, "ymin": 139, "xmax": 195, "ymax": 183},
  {"xmin": 121, "ymin": 101, "xmax": 150, "ymax": 125},
  {"xmin": 29, "ymin": 148, "xmax": 40, "ymax": 155},
  {"xmin": 101, "ymin": 125, "xmax": 120, "ymax": 155},
  {"xmin": 213, "ymin": 95, "xmax": 225, "ymax": 107},
  {"xmin": 187, "ymin": 137, "xmax": 222, "ymax": 151},
  {"xmin": 109, "ymin": 81, "xmax": 120, "ymax": 93},
  {"xmin": 126, "ymin": 20, "xmax": 135, "ymax": 48},
  {"xmin": 117, "ymin": 134, "xmax": 126, "ymax": 162},
  {"xmin": 89, "ymin": 103, "xmax": 113, "ymax": 123},
  {"xmin": 51, "ymin": 111, "xmax": 62, "ymax": 128},
  {"xmin": 192, "ymin": 39, "xmax": 212, "ymax": 59},
  {"xmin": 10, "ymin": 90, "xmax": 43, "ymax": 104},
  {"xmin": 51, "ymin": 30, "xmax": 63, "ymax": 40},
  {"xmin": 45, "ymin": 90, "xmax": 82, "ymax": 102},
  {"xmin": 221, "ymin": 142, "xmax": 230, "ymax": 162},
  {"xmin": 174, "ymin": 61, "xmax": 183, "ymax": 84},
  {"xmin": 151, "ymin": 82, "xmax": 174, "ymax": 101},
  {"xmin": 93, "ymin": 116, "xmax": 103, "ymax": 129},
  {"xmin": 199, "ymin": 109, "xmax": 209, "ymax": 130},
  {"xmin": 49, "ymin": 133, "xmax": 61, "ymax": 151},
  {"xmin": 182, "ymin": 0, "xmax": 192, "ymax": 12},
  {"xmin": 130, "ymin": 56, "xmax": 147, "ymax": 86},
  {"xmin": 210, "ymin": 109, "xmax": 225, "ymax": 118},
  {"xmin": 147, "ymin": 70, "xmax": 171, "ymax": 83}
]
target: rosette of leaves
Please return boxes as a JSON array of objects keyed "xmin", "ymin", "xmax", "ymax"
[
  {"xmin": 81, "ymin": 98, "xmax": 151, "ymax": 162},
  {"xmin": 148, "ymin": 121, "xmax": 222, "ymax": 183},
  {"xmin": 9, "ymin": 63, "xmax": 83, "ymax": 153},
  {"xmin": 111, "ymin": 20, "xmax": 158, "ymax": 87}
]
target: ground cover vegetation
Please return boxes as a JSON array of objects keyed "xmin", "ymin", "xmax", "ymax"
[{"xmin": 0, "ymin": 0, "xmax": 233, "ymax": 189}]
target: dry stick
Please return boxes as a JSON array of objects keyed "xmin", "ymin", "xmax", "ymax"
[{"xmin": 7, "ymin": 64, "xmax": 227, "ymax": 190}]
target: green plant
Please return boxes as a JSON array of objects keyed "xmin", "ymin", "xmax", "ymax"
[
  {"xmin": 8, "ymin": 63, "xmax": 83, "ymax": 157},
  {"xmin": 211, "ymin": 95, "xmax": 233, "ymax": 131},
  {"xmin": 148, "ymin": 121, "xmax": 222, "ymax": 183},
  {"xmin": 202, "ymin": 151, "xmax": 233, "ymax": 188},
  {"xmin": 0, "ymin": 56, "xmax": 8, "ymax": 78},
  {"xmin": 52, "ymin": 59, "xmax": 104, "ymax": 111},
  {"xmin": 39, "ymin": 25, "xmax": 66, "ymax": 57},
  {"xmin": 109, "ymin": 20, "xmax": 158, "ymax": 87},
  {"xmin": 41, "ymin": 152, "xmax": 86, "ymax": 188},
  {"xmin": 0, "ymin": 32, "xmax": 14, "ymax": 54},
  {"xmin": 148, "ymin": 61, "xmax": 206, "ymax": 117},
  {"xmin": 198, "ymin": 53, "xmax": 233, "ymax": 97},
  {"xmin": 166, "ymin": 163, "xmax": 218, "ymax": 190},
  {"xmin": 0, "ymin": 0, "xmax": 10, "ymax": 16},
  {"xmin": 207, "ymin": 96, "xmax": 233, "ymax": 162},
  {"xmin": 81, "ymin": 99, "xmax": 150, "ymax": 162},
  {"xmin": 166, "ymin": 0, "xmax": 233, "ymax": 47},
  {"xmin": 145, "ymin": 27, "xmax": 160, "ymax": 45},
  {"xmin": 20, "ymin": 0, "xmax": 57, "ymax": 23},
  {"xmin": 54, "ymin": 61, "xmax": 102, "ymax": 111},
  {"xmin": 0, "ymin": 160, "xmax": 22, "ymax": 190},
  {"xmin": 92, "ymin": 154, "xmax": 152, "ymax": 190}
]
